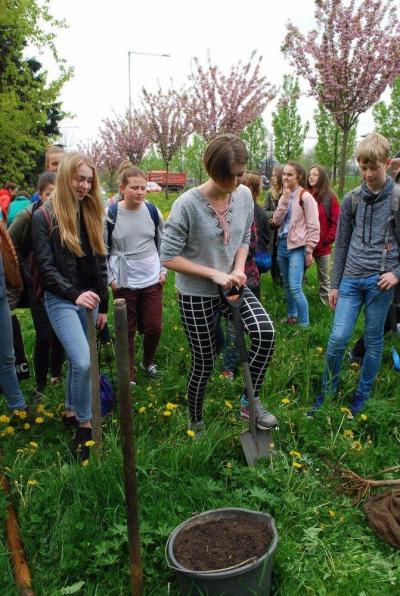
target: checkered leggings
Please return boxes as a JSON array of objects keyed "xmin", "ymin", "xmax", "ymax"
[{"xmin": 178, "ymin": 288, "xmax": 275, "ymax": 423}]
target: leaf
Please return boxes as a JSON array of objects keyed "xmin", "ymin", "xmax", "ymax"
[{"xmin": 60, "ymin": 581, "xmax": 85, "ymax": 595}]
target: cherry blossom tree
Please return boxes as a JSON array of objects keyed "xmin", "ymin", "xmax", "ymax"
[
  {"xmin": 283, "ymin": 0, "xmax": 400, "ymax": 196},
  {"xmin": 100, "ymin": 112, "xmax": 150, "ymax": 165},
  {"xmin": 189, "ymin": 52, "xmax": 276, "ymax": 141},
  {"xmin": 76, "ymin": 140, "xmax": 104, "ymax": 172},
  {"xmin": 140, "ymin": 87, "xmax": 193, "ymax": 197}
]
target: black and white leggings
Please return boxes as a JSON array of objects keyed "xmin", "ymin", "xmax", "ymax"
[{"xmin": 178, "ymin": 288, "xmax": 275, "ymax": 423}]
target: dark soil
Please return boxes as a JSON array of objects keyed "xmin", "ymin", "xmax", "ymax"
[{"xmin": 173, "ymin": 514, "xmax": 273, "ymax": 572}]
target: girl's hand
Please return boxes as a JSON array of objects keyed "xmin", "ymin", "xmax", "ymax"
[
  {"xmin": 305, "ymin": 252, "xmax": 314, "ymax": 268},
  {"xmin": 281, "ymin": 181, "xmax": 291, "ymax": 202},
  {"xmin": 159, "ymin": 272, "xmax": 167, "ymax": 285},
  {"xmin": 96, "ymin": 313, "xmax": 107, "ymax": 330},
  {"xmin": 110, "ymin": 281, "xmax": 118, "ymax": 292},
  {"xmin": 211, "ymin": 271, "xmax": 236, "ymax": 290},
  {"xmin": 329, "ymin": 289, "xmax": 338, "ymax": 310},
  {"xmin": 230, "ymin": 269, "xmax": 247, "ymax": 287},
  {"xmin": 75, "ymin": 291, "xmax": 100, "ymax": 309}
]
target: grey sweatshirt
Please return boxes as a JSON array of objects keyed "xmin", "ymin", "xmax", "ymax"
[
  {"xmin": 160, "ymin": 185, "xmax": 253, "ymax": 296},
  {"xmin": 331, "ymin": 178, "xmax": 400, "ymax": 289}
]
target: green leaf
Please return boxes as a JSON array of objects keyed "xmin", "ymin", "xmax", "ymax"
[{"xmin": 60, "ymin": 581, "xmax": 85, "ymax": 595}]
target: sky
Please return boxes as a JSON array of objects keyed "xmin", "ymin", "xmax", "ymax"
[{"xmin": 40, "ymin": 0, "xmax": 382, "ymax": 151}]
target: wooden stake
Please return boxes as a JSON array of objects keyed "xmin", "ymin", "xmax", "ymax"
[
  {"xmin": 86, "ymin": 310, "xmax": 102, "ymax": 455},
  {"xmin": 113, "ymin": 298, "xmax": 143, "ymax": 595}
]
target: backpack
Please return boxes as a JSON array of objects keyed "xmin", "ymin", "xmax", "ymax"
[
  {"xmin": 30, "ymin": 204, "xmax": 51, "ymax": 300},
  {"xmin": 300, "ymin": 190, "xmax": 332, "ymax": 222},
  {"xmin": 350, "ymin": 183, "xmax": 400, "ymax": 275},
  {"xmin": 100, "ymin": 373, "xmax": 115, "ymax": 417},
  {"xmin": 106, "ymin": 200, "xmax": 160, "ymax": 252}
]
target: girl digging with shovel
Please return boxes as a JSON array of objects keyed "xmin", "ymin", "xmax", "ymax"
[{"xmin": 161, "ymin": 134, "xmax": 277, "ymax": 433}]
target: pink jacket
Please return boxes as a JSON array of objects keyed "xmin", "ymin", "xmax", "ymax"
[{"xmin": 271, "ymin": 187, "xmax": 320, "ymax": 251}]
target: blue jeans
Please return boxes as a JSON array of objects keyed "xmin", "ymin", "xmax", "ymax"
[
  {"xmin": 277, "ymin": 237, "xmax": 309, "ymax": 326},
  {"xmin": 322, "ymin": 274, "xmax": 393, "ymax": 399},
  {"xmin": 44, "ymin": 292, "xmax": 98, "ymax": 422},
  {"xmin": 0, "ymin": 293, "xmax": 26, "ymax": 410}
]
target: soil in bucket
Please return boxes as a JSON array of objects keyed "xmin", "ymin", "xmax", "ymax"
[{"xmin": 173, "ymin": 515, "xmax": 273, "ymax": 571}]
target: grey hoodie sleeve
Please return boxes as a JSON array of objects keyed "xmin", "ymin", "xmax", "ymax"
[{"xmin": 331, "ymin": 193, "xmax": 353, "ymax": 289}]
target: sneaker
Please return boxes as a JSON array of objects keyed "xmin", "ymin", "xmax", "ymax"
[
  {"xmin": 71, "ymin": 427, "xmax": 92, "ymax": 461},
  {"xmin": 349, "ymin": 393, "xmax": 368, "ymax": 415},
  {"xmin": 62, "ymin": 414, "xmax": 78, "ymax": 429},
  {"xmin": 221, "ymin": 370, "xmax": 234, "ymax": 381},
  {"xmin": 307, "ymin": 395, "xmax": 325, "ymax": 417},
  {"xmin": 280, "ymin": 317, "xmax": 298, "ymax": 325},
  {"xmin": 240, "ymin": 397, "xmax": 277, "ymax": 430},
  {"xmin": 140, "ymin": 362, "xmax": 159, "ymax": 379}
]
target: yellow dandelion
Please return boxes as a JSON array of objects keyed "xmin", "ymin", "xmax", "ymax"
[
  {"xmin": 27, "ymin": 479, "xmax": 38, "ymax": 486},
  {"xmin": 351, "ymin": 440, "xmax": 363, "ymax": 451},
  {"xmin": 0, "ymin": 415, "xmax": 10, "ymax": 424},
  {"xmin": 5, "ymin": 426, "xmax": 14, "ymax": 435},
  {"xmin": 29, "ymin": 442, "xmax": 38, "ymax": 449},
  {"xmin": 17, "ymin": 410, "xmax": 27, "ymax": 419},
  {"xmin": 186, "ymin": 429, "xmax": 195, "ymax": 438},
  {"xmin": 82, "ymin": 459, "xmax": 90, "ymax": 467},
  {"xmin": 315, "ymin": 347, "xmax": 324, "ymax": 354},
  {"xmin": 17, "ymin": 448, "xmax": 24, "ymax": 454},
  {"xmin": 36, "ymin": 404, "xmax": 45, "ymax": 413},
  {"xmin": 226, "ymin": 462, "xmax": 233, "ymax": 469},
  {"xmin": 343, "ymin": 429, "xmax": 354, "ymax": 440},
  {"xmin": 328, "ymin": 510, "xmax": 336, "ymax": 518},
  {"xmin": 173, "ymin": 325, "xmax": 178, "ymax": 331},
  {"xmin": 289, "ymin": 450, "xmax": 301, "ymax": 458},
  {"xmin": 360, "ymin": 414, "xmax": 368, "ymax": 421},
  {"xmin": 292, "ymin": 461, "xmax": 303, "ymax": 469},
  {"xmin": 224, "ymin": 400, "xmax": 233, "ymax": 410},
  {"xmin": 163, "ymin": 410, "xmax": 172, "ymax": 417},
  {"xmin": 351, "ymin": 362, "xmax": 359, "ymax": 370},
  {"xmin": 340, "ymin": 407, "xmax": 352, "ymax": 416},
  {"xmin": 138, "ymin": 406, "xmax": 146, "ymax": 414},
  {"xmin": 179, "ymin": 346, "xmax": 184, "ymax": 352},
  {"xmin": 44, "ymin": 411, "xmax": 54, "ymax": 418},
  {"xmin": 23, "ymin": 423, "xmax": 31, "ymax": 430},
  {"xmin": 84, "ymin": 440, "xmax": 95, "ymax": 447},
  {"xmin": 166, "ymin": 402, "xmax": 178, "ymax": 410},
  {"xmin": 35, "ymin": 417, "xmax": 44, "ymax": 424},
  {"xmin": 281, "ymin": 398, "xmax": 291, "ymax": 405}
]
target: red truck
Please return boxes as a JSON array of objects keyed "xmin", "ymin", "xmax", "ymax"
[{"xmin": 148, "ymin": 170, "xmax": 186, "ymax": 191}]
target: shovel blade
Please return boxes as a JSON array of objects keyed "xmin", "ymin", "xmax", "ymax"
[{"xmin": 240, "ymin": 428, "xmax": 274, "ymax": 467}]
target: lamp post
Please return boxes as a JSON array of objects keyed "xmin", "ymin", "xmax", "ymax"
[{"xmin": 128, "ymin": 50, "xmax": 170, "ymax": 116}]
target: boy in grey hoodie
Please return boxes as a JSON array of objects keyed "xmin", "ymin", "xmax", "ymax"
[{"xmin": 309, "ymin": 133, "xmax": 400, "ymax": 416}]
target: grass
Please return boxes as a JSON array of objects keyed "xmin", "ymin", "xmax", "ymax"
[{"xmin": 1, "ymin": 191, "xmax": 400, "ymax": 595}]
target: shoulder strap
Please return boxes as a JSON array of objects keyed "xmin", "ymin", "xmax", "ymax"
[
  {"xmin": 145, "ymin": 201, "xmax": 160, "ymax": 247},
  {"xmin": 322, "ymin": 193, "xmax": 332, "ymax": 222},
  {"xmin": 106, "ymin": 202, "xmax": 118, "ymax": 253},
  {"xmin": 390, "ymin": 183, "xmax": 400, "ymax": 246},
  {"xmin": 38, "ymin": 204, "xmax": 51, "ymax": 231},
  {"xmin": 298, "ymin": 188, "xmax": 306, "ymax": 208}
]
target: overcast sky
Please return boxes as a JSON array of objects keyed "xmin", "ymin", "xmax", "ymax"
[{"xmin": 42, "ymin": 0, "xmax": 380, "ymax": 150}]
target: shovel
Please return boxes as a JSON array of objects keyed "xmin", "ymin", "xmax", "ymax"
[{"xmin": 220, "ymin": 286, "xmax": 275, "ymax": 466}]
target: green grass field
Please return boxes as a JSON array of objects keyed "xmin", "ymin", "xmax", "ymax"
[{"xmin": 1, "ymin": 191, "xmax": 399, "ymax": 595}]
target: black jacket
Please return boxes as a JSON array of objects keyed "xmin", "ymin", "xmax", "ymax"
[{"xmin": 31, "ymin": 200, "xmax": 108, "ymax": 313}]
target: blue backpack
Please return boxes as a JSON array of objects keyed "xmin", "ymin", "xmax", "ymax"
[
  {"xmin": 106, "ymin": 200, "xmax": 160, "ymax": 252},
  {"xmin": 100, "ymin": 373, "xmax": 115, "ymax": 417}
]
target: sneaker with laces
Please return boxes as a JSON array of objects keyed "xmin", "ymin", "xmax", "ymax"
[
  {"xmin": 140, "ymin": 362, "xmax": 159, "ymax": 379},
  {"xmin": 349, "ymin": 393, "xmax": 368, "ymax": 415},
  {"xmin": 240, "ymin": 396, "xmax": 277, "ymax": 430},
  {"xmin": 71, "ymin": 426, "xmax": 92, "ymax": 461},
  {"xmin": 307, "ymin": 394, "xmax": 325, "ymax": 417}
]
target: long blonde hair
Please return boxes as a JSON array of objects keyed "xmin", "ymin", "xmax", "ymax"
[{"xmin": 52, "ymin": 152, "xmax": 106, "ymax": 257}]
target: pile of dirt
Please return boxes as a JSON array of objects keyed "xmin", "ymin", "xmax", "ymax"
[{"xmin": 173, "ymin": 514, "xmax": 273, "ymax": 572}]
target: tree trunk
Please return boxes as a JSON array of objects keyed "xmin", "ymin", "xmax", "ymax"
[
  {"xmin": 338, "ymin": 126, "xmax": 350, "ymax": 199},
  {"xmin": 332, "ymin": 127, "xmax": 339, "ymax": 185}
]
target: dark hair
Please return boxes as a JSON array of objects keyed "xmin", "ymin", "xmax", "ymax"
[
  {"xmin": 38, "ymin": 171, "xmax": 56, "ymax": 194},
  {"xmin": 306, "ymin": 164, "xmax": 331, "ymax": 201},
  {"xmin": 15, "ymin": 191, "xmax": 31, "ymax": 199},
  {"xmin": 243, "ymin": 171, "xmax": 261, "ymax": 199},
  {"xmin": 4, "ymin": 181, "xmax": 17, "ymax": 191},
  {"xmin": 120, "ymin": 166, "xmax": 147, "ymax": 186},
  {"xmin": 203, "ymin": 134, "xmax": 248, "ymax": 182},
  {"xmin": 286, "ymin": 161, "xmax": 306, "ymax": 188}
]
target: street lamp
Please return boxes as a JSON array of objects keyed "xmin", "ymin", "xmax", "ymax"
[{"xmin": 128, "ymin": 50, "xmax": 170, "ymax": 115}]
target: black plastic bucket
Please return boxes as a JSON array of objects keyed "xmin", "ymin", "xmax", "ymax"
[{"xmin": 166, "ymin": 507, "xmax": 278, "ymax": 595}]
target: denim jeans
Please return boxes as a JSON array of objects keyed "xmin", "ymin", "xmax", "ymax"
[
  {"xmin": 322, "ymin": 274, "xmax": 393, "ymax": 399},
  {"xmin": 0, "ymin": 292, "xmax": 26, "ymax": 410},
  {"xmin": 44, "ymin": 292, "xmax": 98, "ymax": 422},
  {"xmin": 277, "ymin": 237, "xmax": 309, "ymax": 326}
]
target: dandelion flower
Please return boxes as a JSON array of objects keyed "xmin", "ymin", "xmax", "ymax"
[
  {"xmin": 163, "ymin": 410, "xmax": 172, "ymax": 417},
  {"xmin": 281, "ymin": 398, "xmax": 291, "ymax": 405},
  {"xmin": 226, "ymin": 462, "xmax": 233, "ymax": 469},
  {"xmin": 289, "ymin": 450, "xmax": 301, "ymax": 458},
  {"xmin": 27, "ymin": 479, "xmax": 38, "ymax": 486},
  {"xmin": 179, "ymin": 346, "xmax": 184, "ymax": 352},
  {"xmin": 36, "ymin": 404, "xmax": 45, "ymax": 413},
  {"xmin": 328, "ymin": 510, "xmax": 336, "ymax": 518},
  {"xmin": 29, "ymin": 442, "xmax": 38, "ymax": 449},
  {"xmin": 186, "ymin": 429, "xmax": 195, "ymax": 438},
  {"xmin": 166, "ymin": 402, "xmax": 178, "ymax": 410},
  {"xmin": 0, "ymin": 415, "xmax": 10, "ymax": 424},
  {"xmin": 292, "ymin": 461, "xmax": 303, "ymax": 469},
  {"xmin": 84, "ymin": 440, "xmax": 95, "ymax": 447},
  {"xmin": 351, "ymin": 440, "xmax": 362, "ymax": 451},
  {"xmin": 17, "ymin": 410, "xmax": 27, "ymax": 419},
  {"xmin": 5, "ymin": 426, "xmax": 14, "ymax": 435},
  {"xmin": 35, "ymin": 417, "xmax": 44, "ymax": 424},
  {"xmin": 138, "ymin": 406, "xmax": 146, "ymax": 414},
  {"xmin": 44, "ymin": 411, "xmax": 54, "ymax": 418},
  {"xmin": 360, "ymin": 414, "xmax": 368, "ymax": 421},
  {"xmin": 224, "ymin": 400, "xmax": 233, "ymax": 410},
  {"xmin": 315, "ymin": 347, "xmax": 324, "ymax": 354},
  {"xmin": 17, "ymin": 448, "xmax": 24, "ymax": 454},
  {"xmin": 23, "ymin": 423, "xmax": 31, "ymax": 430},
  {"xmin": 82, "ymin": 459, "xmax": 90, "ymax": 467},
  {"xmin": 343, "ymin": 429, "xmax": 354, "ymax": 440}
]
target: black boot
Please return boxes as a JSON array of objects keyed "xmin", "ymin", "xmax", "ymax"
[{"xmin": 72, "ymin": 427, "xmax": 92, "ymax": 461}]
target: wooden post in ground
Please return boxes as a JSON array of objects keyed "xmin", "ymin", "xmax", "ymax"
[
  {"xmin": 86, "ymin": 310, "xmax": 102, "ymax": 455},
  {"xmin": 113, "ymin": 298, "xmax": 143, "ymax": 596}
]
